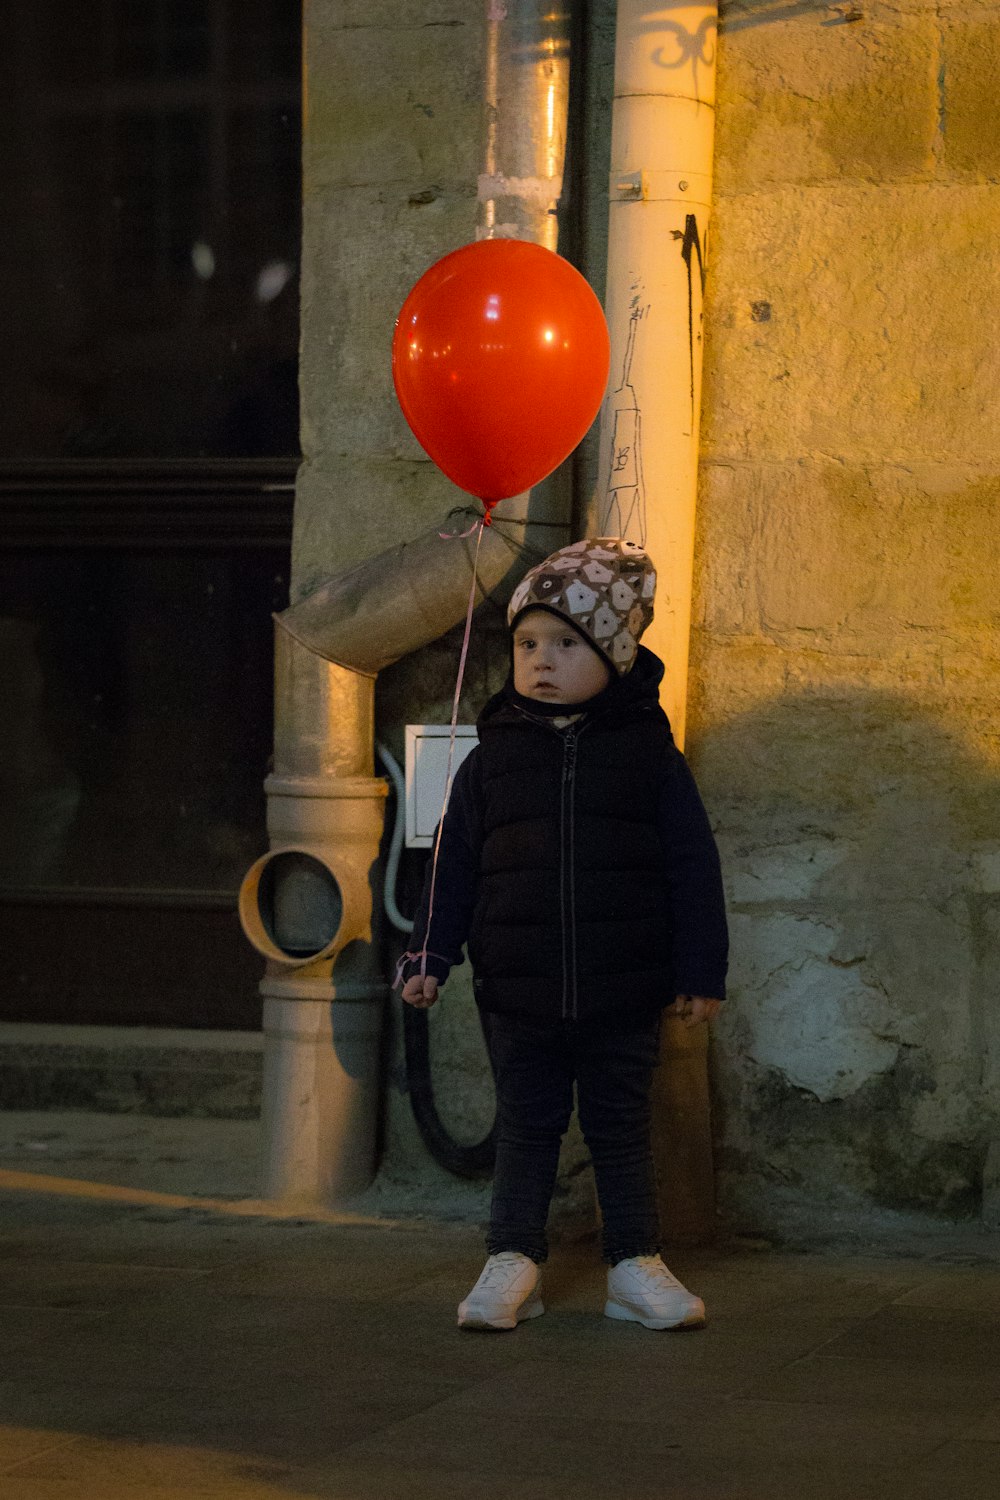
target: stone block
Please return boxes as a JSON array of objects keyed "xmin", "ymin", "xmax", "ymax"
[
  {"xmin": 693, "ymin": 461, "xmax": 761, "ymax": 636},
  {"xmin": 686, "ymin": 637, "xmax": 788, "ymax": 736},
  {"xmin": 305, "ymin": 16, "xmax": 481, "ymax": 191},
  {"xmin": 715, "ymin": 10, "xmax": 938, "ymax": 191},
  {"xmin": 727, "ymin": 912, "xmax": 900, "ymax": 1102},
  {"xmin": 940, "ymin": 12, "xmax": 1000, "ymax": 177},
  {"xmin": 970, "ymin": 850, "xmax": 1000, "ymax": 893},
  {"xmin": 702, "ymin": 185, "xmax": 1000, "ymax": 464},
  {"xmin": 715, "ymin": 954, "xmax": 982, "ymax": 1216},
  {"xmin": 747, "ymin": 462, "xmax": 1000, "ymax": 637},
  {"xmin": 300, "ymin": 187, "xmax": 476, "ymax": 465},
  {"xmin": 697, "ymin": 662, "xmax": 999, "ymax": 857},
  {"xmin": 292, "ymin": 456, "xmax": 465, "ymax": 582},
  {"xmin": 690, "ymin": 635, "xmax": 1000, "ymax": 819},
  {"xmin": 723, "ymin": 837, "xmax": 846, "ymax": 906}
]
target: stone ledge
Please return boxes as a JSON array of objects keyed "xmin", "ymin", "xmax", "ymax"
[{"xmin": 0, "ymin": 1024, "xmax": 262, "ymax": 1120}]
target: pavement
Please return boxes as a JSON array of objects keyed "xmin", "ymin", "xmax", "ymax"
[{"xmin": 1, "ymin": 1111, "xmax": 999, "ymax": 1499}]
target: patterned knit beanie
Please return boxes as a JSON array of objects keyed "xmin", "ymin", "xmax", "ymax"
[{"xmin": 506, "ymin": 538, "xmax": 655, "ymax": 674}]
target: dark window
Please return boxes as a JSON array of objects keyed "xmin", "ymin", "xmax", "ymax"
[
  {"xmin": 0, "ymin": 2, "xmax": 301, "ymax": 1029},
  {"xmin": 0, "ymin": 0, "xmax": 301, "ymax": 460}
]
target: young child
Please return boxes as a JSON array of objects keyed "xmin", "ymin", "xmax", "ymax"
[{"xmin": 400, "ymin": 538, "xmax": 728, "ymax": 1332}]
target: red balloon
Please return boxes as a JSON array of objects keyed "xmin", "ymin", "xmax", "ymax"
[{"xmin": 392, "ymin": 240, "xmax": 610, "ymax": 506}]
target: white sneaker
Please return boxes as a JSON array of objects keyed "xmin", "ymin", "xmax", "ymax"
[
  {"xmin": 457, "ymin": 1251, "xmax": 545, "ymax": 1331},
  {"xmin": 605, "ymin": 1254, "xmax": 706, "ymax": 1330}
]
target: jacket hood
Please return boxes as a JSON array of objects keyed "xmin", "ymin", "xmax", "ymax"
[{"xmin": 477, "ymin": 643, "xmax": 671, "ymax": 737}]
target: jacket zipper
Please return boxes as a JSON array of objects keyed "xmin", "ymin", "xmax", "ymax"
[
  {"xmin": 516, "ymin": 702, "xmax": 653, "ymax": 1020},
  {"xmin": 560, "ymin": 723, "xmax": 580, "ymax": 1020}
]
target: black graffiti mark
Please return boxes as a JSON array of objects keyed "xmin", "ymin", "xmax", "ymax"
[
  {"xmin": 602, "ymin": 303, "xmax": 649, "ymax": 545},
  {"xmin": 672, "ymin": 213, "xmax": 707, "ymax": 435}
]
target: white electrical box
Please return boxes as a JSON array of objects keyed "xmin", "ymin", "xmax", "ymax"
[{"xmin": 404, "ymin": 724, "xmax": 479, "ymax": 848}]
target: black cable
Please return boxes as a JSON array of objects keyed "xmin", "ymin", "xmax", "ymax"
[
  {"xmin": 390, "ymin": 832, "xmax": 497, "ymax": 1181},
  {"xmin": 402, "ymin": 1001, "xmax": 497, "ymax": 1179}
]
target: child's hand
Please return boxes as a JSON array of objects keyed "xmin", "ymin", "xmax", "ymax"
[
  {"xmin": 402, "ymin": 974, "xmax": 440, "ymax": 1009},
  {"xmin": 668, "ymin": 995, "xmax": 721, "ymax": 1028}
]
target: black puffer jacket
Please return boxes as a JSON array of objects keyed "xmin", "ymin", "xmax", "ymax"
[{"xmin": 405, "ymin": 646, "xmax": 728, "ymax": 1022}]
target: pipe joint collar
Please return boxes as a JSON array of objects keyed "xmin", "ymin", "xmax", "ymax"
[
  {"xmin": 239, "ymin": 845, "xmax": 373, "ymax": 969},
  {"xmin": 609, "ymin": 168, "xmax": 713, "ymax": 208},
  {"xmin": 239, "ymin": 775, "xmax": 387, "ymax": 969}
]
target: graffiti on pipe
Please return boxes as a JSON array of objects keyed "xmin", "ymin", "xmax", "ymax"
[
  {"xmin": 601, "ymin": 214, "xmax": 707, "ymax": 536},
  {"xmin": 602, "ymin": 303, "xmax": 649, "ymax": 546}
]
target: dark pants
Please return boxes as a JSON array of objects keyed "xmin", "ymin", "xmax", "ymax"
[{"xmin": 485, "ymin": 1009, "xmax": 663, "ymax": 1266}]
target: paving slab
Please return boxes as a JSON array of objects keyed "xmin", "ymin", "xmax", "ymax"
[
  {"xmin": 890, "ymin": 1439, "xmax": 1000, "ymax": 1500},
  {"xmin": 961, "ymin": 1403, "xmax": 1000, "ymax": 1442},
  {"xmin": 2, "ymin": 1112, "xmax": 1000, "ymax": 1499}
]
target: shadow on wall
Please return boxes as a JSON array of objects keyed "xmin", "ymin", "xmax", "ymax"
[{"xmin": 693, "ymin": 685, "xmax": 1000, "ymax": 1225}]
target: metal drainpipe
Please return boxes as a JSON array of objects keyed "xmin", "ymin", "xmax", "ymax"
[
  {"xmin": 241, "ymin": 527, "xmax": 519, "ymax": 1208},
  {"xmin": 593, "ymin": 1, "xmax": 719, "ymax": 1243},
  {"xmin": 477, "ymin": 0, "xmax": 573, "ymax": 539},
  {"xmin": 240, "ymin": 1, "xmax": 572, "ymax": 1208},
  {"xmin": 478, "ymin": 1, "xmax": 570, "ymax": 249}
]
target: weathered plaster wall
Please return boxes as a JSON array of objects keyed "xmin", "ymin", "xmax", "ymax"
[
  {"xmin": 300, "ymin": 1, "xmax": 1000, "ymax": 1233},
  {"xmin": 298, "ymin": 2, "xmax": 497, "ymax": 1216},
  {"xmin": 694, "ymin": 0, "xmax": 1000, "ymax": 1229},
  {"xmin": 297, "ymin": 1, "xmax": 486, "ymax": 590}
]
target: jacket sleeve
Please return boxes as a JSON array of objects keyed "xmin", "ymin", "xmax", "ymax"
[
  {"xmin": 398, "ymin": 747, "xmax": 483, "ymax": 988},
  {"xmin": 659, "ymin": 752, "xmax": 729, "ymax": 1001}
]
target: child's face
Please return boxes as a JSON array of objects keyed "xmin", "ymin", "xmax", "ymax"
[{"xmin": 512, "ymin": 609, "xmax": 612, "ymax": 705}]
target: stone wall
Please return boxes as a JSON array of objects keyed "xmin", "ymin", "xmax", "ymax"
[
  {"xmin": 695, "ymin": 0, "xmax": 1000, "ymax": 1228},
  {"xmin": 300, "ymin": 1, "xmax": 1000, "ymax": 1233},
  {"xmin": 297, "ymin": 0, "xmax": 485, "ymax": 586}
]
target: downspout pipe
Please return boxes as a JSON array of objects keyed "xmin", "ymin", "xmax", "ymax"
[
  {"xmin": 479, "ymin": 0, "xmax": 569, "ymax": 251},
  {"xmin": 239, "ymin": 520, "xmax": 520, "ymax": 1207},
  {"xmin": 594, "ymin": 0, "xmax": 717, "ymax": 753},
  {"xmin": 593, "ymin": 1, "xmax": 719, "ymax": 1243}
]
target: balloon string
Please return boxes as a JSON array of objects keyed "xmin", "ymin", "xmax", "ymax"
[
  {"xmin": 438, "ymin": 503, "xmax": 495, "ymax": 540},
  {"xmin": 438, "ymin": 517, "xmax": 480, "ymax": 540},
  {"xmin": 420, "ymin": 517, "xmax": 486, "ymax": 981}
]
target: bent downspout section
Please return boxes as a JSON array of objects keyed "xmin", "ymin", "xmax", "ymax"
[
  {"xmin": 273, "ymin": 520, "xmax": 519, "ymax": 674},
  {"xmin": 595, "ymin": 1, "xmax": 719, "ymax": 1243}
]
